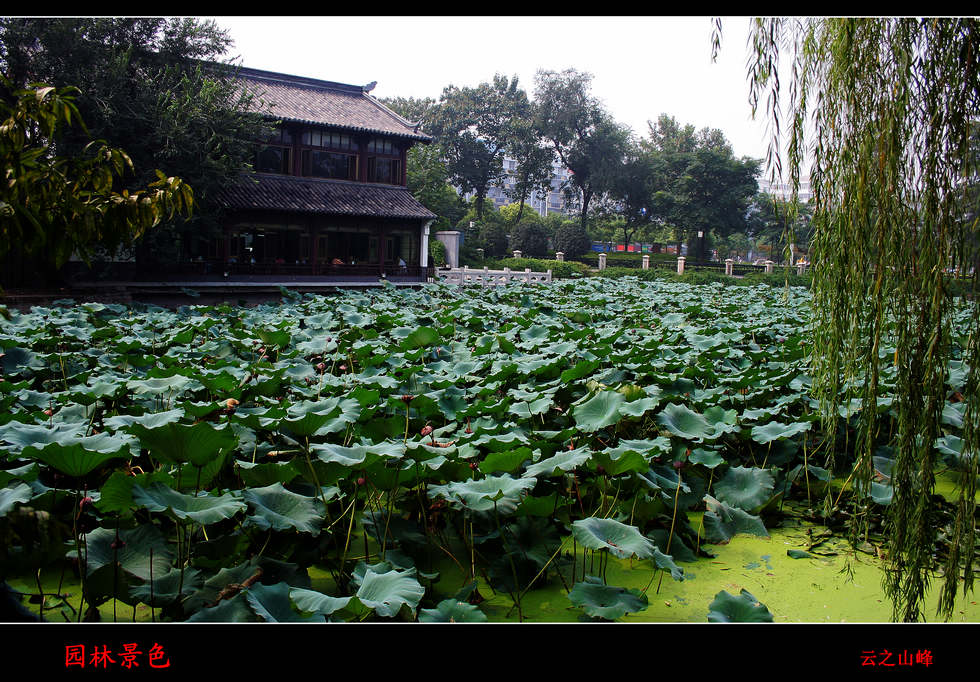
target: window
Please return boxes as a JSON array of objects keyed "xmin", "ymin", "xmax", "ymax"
[
  {"xmin": 255, "ymin": 128, "xmax": 293, "ymax": 175},
  {"xmin": 366, "ymin": 156, "xmax": 402, "ymax": 184},
  {"xmin": 303, "ymin": 149, "xmax": 358, "ymax": 180},
  {"xmin": 300, "ymin": 128, "xmax": 358, "ymax": 180}
]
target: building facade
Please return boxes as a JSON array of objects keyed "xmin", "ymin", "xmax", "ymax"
[
  {"xmin": 210, "ymin": 67, "xmax": 437, "ymax": 282},
  {"xmin": 471, "ymin": 157, "xmax": 582, "ymax": 218}
]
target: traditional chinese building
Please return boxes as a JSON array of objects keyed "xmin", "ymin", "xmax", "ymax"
[{"xmin": 206, "ymin": 67, "xmax": 437, "ymax": 282}]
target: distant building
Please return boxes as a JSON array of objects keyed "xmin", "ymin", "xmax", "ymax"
[
  {"xmin": 465, "ymin": 157, "xmax": 582, "ymax": 217},
  {"xmin": 758, "ymin": 177, "xmax": 813, "ymax": 203}
]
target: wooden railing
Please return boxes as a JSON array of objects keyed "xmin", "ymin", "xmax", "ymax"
[{"xmin": 436, "ymin": 266, "xmax": 552, "ymax": 286}]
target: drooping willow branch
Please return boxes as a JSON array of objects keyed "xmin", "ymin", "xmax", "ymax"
[{"xmin": 719, "ymin": 17, "xmax": 980, "ymax": 622}]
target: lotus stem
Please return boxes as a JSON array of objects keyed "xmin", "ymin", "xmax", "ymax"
[{"xmin": 655, "ymin": 469, "xmax": 683, "ymax": 595}]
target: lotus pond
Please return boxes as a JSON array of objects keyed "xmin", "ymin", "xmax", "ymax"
[{"xmin": 1, "ymin": 278, "xmax": 977, "ymax": 623}]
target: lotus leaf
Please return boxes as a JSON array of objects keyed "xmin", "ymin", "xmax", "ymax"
[
  {"xmin": 243, "ymin": 483, "xmax": 326, "ymax": 535},
  {"xmin": 571, "ymin": 518, "xmax": 656, "ymax": 559},
  {"xmin": 707, "ymin": 589, "xmax": 774, "ymax": 622},
  {"xmin": 289, "ymin": 587, "xmax": 353, "ymax": 617},
  {"xmin": 246, "ymin": 581, "xmax": 325, "ymax": 622},
  {"xmin": 0, "ymin": 482, "xmax": 32, "ymax": 517},
  {"xmin": 702, "ymin": 495, "xmax": 769, "ymax": 544},
  {"xmin": 714, "ymin": 466, "xmax": 776, "ymax": 511},
  {"xmin": 573, "ymin": 390, "xmax": 626, "ymax": 432},
  {"xmin": 750, "ymin": 419, "xmax": 812, "ymax": 444},
  {"xmin": 418, "ymin": 598, "xmax": 488, "ymax": 622},
  {"xmin": 568, "ymin": 576, "xmax": 649, "ymax": 620},
  {"xmin": 428, "ymin": 475, "xmax": 536, "ymax": 514},
  {"xmin": 131, "ymin": 483, "xmax": 246, "ymax": 525},
  {"xmin": 355, "ymin": 567, "xmax": 425, "ymax": 618}
]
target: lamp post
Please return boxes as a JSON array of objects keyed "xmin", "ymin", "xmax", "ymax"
[{"xmin": 697, "ymin": 230, "xmax": 705, "ymax": 262}]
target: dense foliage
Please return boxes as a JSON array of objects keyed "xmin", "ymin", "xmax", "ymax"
[
  {"xmin": 741, "ymin": 16, "xmax": 980, "ymax": 621},
  {"xmin": 1, "ymin": 279, "xmax": 975, "ymax": 622}
]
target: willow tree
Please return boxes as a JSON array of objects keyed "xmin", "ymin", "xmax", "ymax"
[{"xmin": 725, "ymin": 17, "xmax": 980, "ymax": 622}]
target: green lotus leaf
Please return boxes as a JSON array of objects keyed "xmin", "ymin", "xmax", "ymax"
[
  {"xmin": 688, "ymin": 448, "xmax": 725, "ymax": 469},
  {"xmin": 655, "ymin": 403, "xmax": 723, "ymax": 441},
  {"xmin": 560, "ymin": 359, "xmax": 601, "ymax": 383},
  {"xmin": 707, "ymin": 589, "xmax": 774, "ymax": 622},
  {"xmin": 130, "ymin": 567, "xmax": 202, "ymax": 606},
  {"xmin": 257, "ymin": 329, "xmax": 291, "ymax": 349},
  {"xmin": 401, "ymin": 326, "xmax": 441, "ymax": 350},
  {"xmin": 574, "ymin": 390, "xmax": 626, "ymax": 432},
  {"xmin": 702, "ymin": 495, "xmax": 769, "ymax": 544},
  {"xmin": 235, "ymin": 460, "xmax": 304, "ymax": 487},
  {"xmin": 279, "ymin": 398, "xmax": 343, "ymax": 436},
  {"xmin": 0, "ymin": 347, "xmax": 40, "ymax": 376},
  {"xmin": 80, "ymin": 524, "xmax": 173, "ymax": 581},
  {"xmin": 479, "ymin": 447, "xmax": 535, "ymax": 474},
  {"xmin": 243, "ymin": 483, "xmax": 326, "ymax": 535},
  {"xmin": 126, "ymin": 374, "xmax": 203, "ymax": 397},
  {"xmin": 131, "ymin": 420, "xmax": 237, "ymax": 467},
  {"xmin": 289, "ymin": 587, "xmax": 353, "ymax": 617},
  {"xmin": 131, "ymin": 482, "xmax": 246, "ymax": 525},
  {"xmin": 186, "ymin": 593, "xmax": 258, "ymax": 622},
  {"xmin": 0, "ymin": 421, "xmax": 87, "ymax": 452},
  {"xmin": 25, "ymin": 433, "xmax": 134, "ymax": 478},
  {"xmin": 418, "ymin": 598, "xmax": 488, "ymax": 623},
  {"xmin": 618, "ymin": 396, "xmax": 661, "ymax": 419},
  {"xmin": 509, "ymin": 396, "xmax": 554, "ymax": 419},
  {"xmin": 524, "ymin": 446, "xmax": 592, "ymax": 478},
  {"xmin": 571, "ymin": 517, "xmax": 656, "ymax": 559},
  {"xmin": 427, "ymin": 474, "xmax": 536, "ymax": 514},
  {"xmin": 750, "ymin": 420, "xmax": 812, "ymax": 444},
  {"xmin": 95, "ymin": 470, "xmax": 174, "ymax": 516},
  {"xmin": 0, "ymin": 482, "xmax": 32, "ymax": 517},
  {"xmin": 246, "ymin": 581, "xmax": 324, "ymax": 622},
  {"xmin": 568, "ymin": 576, "xmax": 649, "ymax": 620},
  {"xmin": 652, "ymin": 547, "xmax": 685, "ymax": 581},
  {"xmin": 714, "ymin": 466, "xmax": 776, "ymax": 511},
  {"xmin": 103, "ymin": 408, "xmax": 186, "ymax": 431},
  {"xmin": 355, "ymin": 567, "xmax": 425, "ymax": 618}
]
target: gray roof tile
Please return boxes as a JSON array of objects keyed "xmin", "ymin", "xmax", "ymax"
[
  {"xmin": 218, "ymin": 174, "xmax": 437, "ymax": 220},
  {"xmin": 237, "ymin": 67, "xmax": 430, "ymax": 142}
]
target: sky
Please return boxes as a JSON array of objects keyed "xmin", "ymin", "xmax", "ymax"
[{"xmin": 210, "ymin": 16, "xmax": 780, "ymax": 169}]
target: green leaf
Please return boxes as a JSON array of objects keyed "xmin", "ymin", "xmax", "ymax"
[
  {"xmin": 573, "ymin": 390, "xmax": 626, "ymax": 432},
  {"xmin": 418, "ymin": 598, "xmax": 488, "ymax": 622},
  {"xmin": 243, "ymin": 483, "xmax": 326, "ymax": 535},
  {"xmin": 568, "ymin": 576, "xmax": 649, "ymax": 620},
  {"xmin": 0, "ymin": 482, "xmax": 32, "ymax": 517},
  {"xmin": 571, "ymin": 517, "xmax": 656, "ymax": 559},
  {"xmin": 714, "ymin": 466, "xmax": 775, "ymax": 511},
  {"xmin": 702, "ymin": 495, "xmax": 769, "ymax": 544},
  {"xmin": 131, "ymin": 483, "xmax": 246, "ymax": 525},
  {"xmin": 355, "ymin": 567, "xmax": 425, "ymax": 618},
  {"xmin": 707, "ymin": 589, "xmax": 774, "ymax": 622}
]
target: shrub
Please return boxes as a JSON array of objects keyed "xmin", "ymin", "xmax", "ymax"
[
  {"xmin": 429, "ymin": 239, "xmax": 447, "ymax": 267},
  {"xmin": 484, "ymin": 257, "xmax": 590, "ymax": 279},
  {"xmin": 508, "ymin": 222, "xmax": 550, "ymax": 258},
  {"xmin": 553, "ymin": 222, "xmax": 591, "ymax": 258}
]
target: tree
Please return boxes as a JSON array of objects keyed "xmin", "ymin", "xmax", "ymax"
[
  {"xmin": 534, "ymin": 69, "xmax": 631, "ymax": 231},
  {"xmin": 0, "ymin": 80, "xmax": 193, "ymax": 278},
  {"xmin": 641, "ymin": 114, "xmax": 760, "ymax": 259},
  {"xmin": 504, "ymin": 118, "xmax": 555, "ymax": 225},
  {"xmin": 0, "ymin": 18, "xmax": 269, "ymax": 267},
  {"xmin": 427, "ymin": 74, "xmax": 531, "ymax": 219},
  {"xmin": 553, "ymin": 220, "xmax": 592, "ymax": 258},
  {"xmin": 602, "ymin": 139, "xmax": 668, "ymax": 250},
  {"xmin": 381, "ymin": 95, "xmax": 465, "ymax": 232},
  {"xmin": 737, "ymin": 17, "xmax": 980, "ymax": 622}
]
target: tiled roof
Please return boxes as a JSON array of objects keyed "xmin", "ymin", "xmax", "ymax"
[
  {"xmin": 217, "ymin": 174, "xmax": 437, "ymax": 220},
  {"xmin": 236, "ymin": 67, "xmax": 431, "ymax": 142}
]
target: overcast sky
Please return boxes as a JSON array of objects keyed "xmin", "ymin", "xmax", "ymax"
[{"xmin": 210, "ymin": 16, "xmax": 780, "ymax": 170}]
